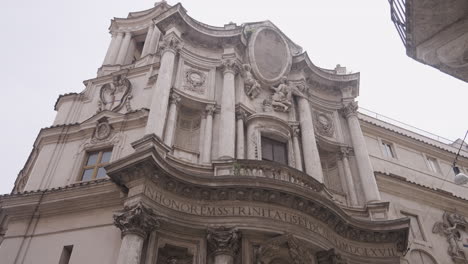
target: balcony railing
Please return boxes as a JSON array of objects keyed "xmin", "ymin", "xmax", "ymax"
[
  {"xmin": 214, "ymin": 159, "xmax": 324, "ymax": 193},
  {"xmin": 388, "ymin": 0, "xmax": 408, "ymax": 47}
]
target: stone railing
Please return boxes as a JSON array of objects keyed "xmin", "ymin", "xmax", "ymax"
[{"xmin": 213, "ymin": 159, "xmax": 323, "ymax": 193}]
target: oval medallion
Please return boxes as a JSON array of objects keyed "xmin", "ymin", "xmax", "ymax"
[{"xmin": 248, "ymin": 27, "xmax": 291, "ymax": 84}]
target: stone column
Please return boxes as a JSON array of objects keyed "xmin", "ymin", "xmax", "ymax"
[
  {"xmin": 218, "ymin": 58, "xmax": 239, "ymax": 159},
  {"xmin": 145, "ymin": 34, "xmax": 182, "ymax": 138},
  {"xmin": 297, "ymin": 96, "xmax": 324, "ymax": 182},
  {"xmin": 207, "ymin": 227, "xmax": 241, "ymax": 264},
  {"xmin": 113, "ymin": 203, "xmax": 159, "ymax": 264},
  {"xmin": 202, "ymin": 105, "xmax": 215, "ymax": 163},
  {"xmin": 141, "ymin": 24, "xmax": 154, "ymax": 57},
  {"xmin": 341, "ymin": 101, "xmax": 381, "ymax": 203},
  {"xmin": 291, "ymin": 125, "xmax": 303, "ymax": 171},
  {"xmin": 116, "ymin": 32, "xmax": 132, "ymax": 65},
  {"xmin": 236, "ymin": 109, "xmax": 247, "ymax": 159},
  {"xmin": 163, "ymin": 92, "xmax": 181, "ymax": 146},
  {"xmin": 149, "ymin": 27, "xmax": 161, "ymax": 55},
  {"xmin": 103, "ymin": 32, "xmax": 123, "ymax": 65},
  {"xmin": 339, "ymin": 147, "xmax": 358, "ymax": 206}
]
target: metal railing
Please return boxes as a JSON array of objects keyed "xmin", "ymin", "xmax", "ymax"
[
  {"xmin": 389, "ymin": 0, "xmax": 408, "ymax": 46},
  {"xmin": 359, "ymin": 107, "xmax": 454, "ymax": 145}
]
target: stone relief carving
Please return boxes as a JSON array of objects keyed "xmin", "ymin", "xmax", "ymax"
[
  {"xmin": 432, "ymin": 211, "xmax": 468, "ymax": 261},
  {"xmin": 156, "ymin": 244, "xmax": 194, "ymax": 264},
  {"xmin": 263, "ymin": 77, "xmax": 292, "ymax": 112},
  {"xmin": 242, "ymin": 64, "xmax": 261, "ymax": 99},
  {"xmin": 206, "ymin": 226, "xmax": 241, "ymax": 256},
  {"xmin": 316, "ymin": 249, "xmax": 347, "ymax": 264},
  {"xmin": 340, "ymin": 101, "xmax": 358, "ymax": 118},
  {"xmin": 183, "ymin": 68, "xmax": 206, "ymax": 94},
  {"xmin": 314, "ymin": 112, "xmax": 335, "ymax": 137},
  {"xmin": 255, "ymin": 234, "xmax": 315, "ymax": 264},
  {"xmin": 113, "ymin": 202, "xmax": 160, "ymax": 238},
  {"xmin": 93, "ymin": 118, "xmax": 113, "ymax": 141},
  {"xmin": 98, "ymin": 72, "xmax": 133, "ymax": 113}
]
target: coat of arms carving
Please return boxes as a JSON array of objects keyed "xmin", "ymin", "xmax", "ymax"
[{"xmin": 98, "ymin": 72, "xmax": 132, "ymax": 112}]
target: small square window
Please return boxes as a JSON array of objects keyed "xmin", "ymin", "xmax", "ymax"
[
  {"xmin": 426, "ymin": 157, "xmax": 441, "ymax": 174},
  {"xmin": 261, "ymin": 137, "xmax": 288, "ymax": 165},
  {"xmin": 80, "ymin": 149, "xmax": 112, "ymax": 181},
  {"xmin": 382, "ymin": 141, "xmax": 396, "ymax": 158}
]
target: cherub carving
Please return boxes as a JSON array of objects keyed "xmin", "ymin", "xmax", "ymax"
[
  {"xmin": 269, "ymin": 77, "xmax": 292, "ymax": 112},
  {"xmin": 242, "ymin": 64, "xmax": 261, "ymax": 99}
]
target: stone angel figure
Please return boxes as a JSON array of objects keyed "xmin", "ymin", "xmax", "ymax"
[
  {"xmin": 432, "ymin": 212, "xmax": 467, "ymax": 259},
  {"xmin": 242, "ymin": 64, "xmax": 261, "ymax": 99},
  {"xmin": 269, "ymin": 77, "xmax": 292, "ymax": 112}
]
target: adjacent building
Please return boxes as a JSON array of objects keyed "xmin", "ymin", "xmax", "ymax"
[
  {"xmin": 388, "ymin": 0, "xmax": 468, "ymax": 82},
  {"xmin": 1, "ymin": 2, "xmax": 467, "ymax": 263}
]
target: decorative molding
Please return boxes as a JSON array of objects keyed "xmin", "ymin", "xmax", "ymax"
[
  {"xmin": 241, "ymin": 64, "xmax": 261, "ymax": 99},
  {"xmin": 113, "ymin": 202, "xmax": 160, "ymax": 238},
  {"xmin": 97, "ymin": 71, "xmax": 133, "ymax": 113},
  {"xmin": 206, "ymin": 226, "xmax": 241, "ymax": 257},
  {"xmin": 169, "ymin": 92, "xmax": 182, "ymax": 105},
  {"xmin": 235, "ymin": 108, "xmax": 249, "ymax": 121},
  {"xmin": 432, "ymin": 211, "xmax": 468, "ymax": 261},
  {"xmin": 159, "ymin": 34, "xmax": 183, "ymax": 55},
  {"xmin": 205, "ymin": 104, "xmax": 216, "ymax": 116},
  {"xmin": 93, "ymin": 118, "xmax": 113, "ymax": 141},
  {"xmin": 340, "ymin": 101, "xmax": 358, "ymax": 118},
  {"xmin": 291, "ymin": 125, "xmax": 301, "ymax": 137}
]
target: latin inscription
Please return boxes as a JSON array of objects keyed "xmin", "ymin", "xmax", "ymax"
[{"xmin": 145, "ymin": 186, "xmax": 398, "ymax": 257}]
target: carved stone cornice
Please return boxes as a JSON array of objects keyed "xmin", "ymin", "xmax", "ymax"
[
  {"xmin": 206, "ymin": 226, "xmax": 241, "ymax": 257},
  {"xmin": 340, "ymin": 101, "xmax": 359, "ymax": 119},
  {"xmin": 220, "ymin": 58, "xmax": 240, "ymax": 75},
  {"xmin": 113, "ymin": 202, "xmax": 160, "ymax": 238},
  {"xmin": 159, "ymin": 34, "xmax": 183, "ymax": 55}
]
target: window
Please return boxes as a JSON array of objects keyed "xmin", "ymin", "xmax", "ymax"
[
  {"xmin": 261, "ymin": 137, "xmax": 288, "ymax": 165},
  {"xmin": 426, "ymin": 157, "xmax": 441, "ymax": 174},
  {"xmin": 58, "ymin": 245, "xmax": 73, "ymax": 264},
  {"xmin": 401, "ymin": 212, "xmax": 425, "ymax": 241},
  {"xmin": 382, "ymin": 141, "xmax": 396, "ymax": 158},
  {"xmin": 81, "ymin": 149, "xmax": 112, "ymax": 181}
]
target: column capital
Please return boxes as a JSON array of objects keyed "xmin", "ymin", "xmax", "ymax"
[
  {"xmin": 340, "ymin": 101, "xmax": 359, "ymax": 118},
  {"xmin": 206, "ymin": 226, "xmax": 241, "ymax": 257},
  {"xmin": 205, "ymin": 104, "xmax": 216, "ymax": 116},
  {"xmin": 169, "ymin": 92, "xmax": 181, "ymax": 105},
  {"xmin": 338, "ymin": 146, "xmax": 353, "ymax": 160},
  {"xmin": 291, "ymin": 125, "xmax": 301, "ymax": 137},
  {"xmin": 235, "ymin": 108, "xmax": 248, "ymax": 121},
  {"xmin": 220, "ymin": 58, "xmax": 240, "ymax": 75},
  {"xmin": 113, "ymin": 203, "xmax": 160, "ymax": 238},
  {"xmin": 159, "ymin": 34, "xmax": 183, "ymax": 55}
]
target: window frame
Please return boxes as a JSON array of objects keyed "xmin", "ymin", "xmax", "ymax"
[
  {"xmin": 380, "ymin": 140, "xmax": 397, "ymax": 159},
  {"xmin": 425, "ymin": 155, "xmax": 441, "ymax": 174},
  {"xmin": 261, "ymin": 136, "xmax": 288, "ymax": 165},
  {"xmin": 79, "ymin": 148, "xmax": 113, "ymax": 182}
]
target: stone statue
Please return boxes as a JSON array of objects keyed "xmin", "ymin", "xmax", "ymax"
[
  {"xmin": 433, "ymin": 211, "xmax": 468, "ymax": 260},
  {"xmin": 242, "ymin": 64, "xmax": 261, "ymax": 99},
  {"xmin": 269, "ymin": 77, "xmax": 292, "ymax": 112}
]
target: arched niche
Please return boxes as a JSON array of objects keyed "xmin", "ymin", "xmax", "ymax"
[{"xmin": 245, "ymin": 114, "xmax": 296, "ymax": 168}]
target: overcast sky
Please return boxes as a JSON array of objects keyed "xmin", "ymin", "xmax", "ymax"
[{"xmin": 1, "ymin": 0, "xmax": 466, "ymax": 194}]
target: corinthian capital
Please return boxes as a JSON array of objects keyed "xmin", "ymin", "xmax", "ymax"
[
  {"xmin": 113, "ymin": 203, "xmax": 160, "ymax": 238},
  {"xmin": 169, "ymin": 92, "xmax": 181, "ymax": 105},
  {"xmin": 207, "ymin": 226, "xmax": 241, "ymax": 256},
  {"xmin": 220, "ymin": 58, "xmax": 240, "ymax": 75},
  {"xmin": 340, "ymin": 101, "xmax": 359, "ymax": 118},
  {"xmin": 159, "ymin": 34, "xmax": 183, "ymax": 55}
]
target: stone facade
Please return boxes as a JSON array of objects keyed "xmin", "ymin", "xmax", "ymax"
[{"xmin": 1, "ymin": 2, "xmax": 468, "ymax": 264}]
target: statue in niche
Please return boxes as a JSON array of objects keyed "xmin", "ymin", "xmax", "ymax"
[
  {"xmin": 268, "ymin": 77, "xmax": 292, "ymax": 112},
  {"xmin": 98, "ymin": 72, "xmax": 132, "ymax": 112},
  {"xmin": 242, "ymin": 64, "xmax": 261, "ymax": 99}
]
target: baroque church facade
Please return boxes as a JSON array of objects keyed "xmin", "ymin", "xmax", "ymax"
[{"xmin": 1, "ymin": 2, "xmax": 468, "ymax": 264}]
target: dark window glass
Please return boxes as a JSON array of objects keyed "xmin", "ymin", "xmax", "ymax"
[{"xmin": 261, "ymin": 137, "xmax": 287, "ymax": 165}]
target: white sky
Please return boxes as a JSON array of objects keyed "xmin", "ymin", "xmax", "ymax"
[{"xmin": 1, "ymin": 0, "xmax": 466, "ymax": 194}]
